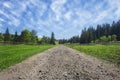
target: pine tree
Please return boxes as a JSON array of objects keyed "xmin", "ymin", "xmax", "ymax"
[
  {"xmin": 0, "ymin": 33, "xmax": 4, "ymax": 42},
  {"xmin": 50, "ymin": 32, "xmax": 55, "ymax": 45},
  {"xmin": 4, "ymin": 28, "xmax": 11, "ymax": 42},
  {"xmin": 13, "ymin": 31, "xmax": 18, "ymax": 43},
  {"xmin": 31, "ymin": 30, "xmax": 37, "ymax": 43}
]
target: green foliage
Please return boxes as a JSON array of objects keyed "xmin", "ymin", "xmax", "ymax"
[
  {"xmin": 31, "ymin": 30, "xmax": 37, "ymax": 43},
  {"xmin": 13, "ymin": 31, "xmax": 19, "ymax": 43},
  {"xmin": 1, "ymin": 29, "xmax": 39, "ymax": 44},
  {"xmin": 0, "ymin": 33, "xmax": 4, "ymax": 42},
  {"xmin": 20, "ymin": 29, "xmax": 31, "ymax": 43},
  {"xmin": 68, "ymin": 35, "xmax": 80, "ymax": 43},
  {"xmin": 100, "ymin": 36, "xmax": 108, "ymax": 42},
  {"xmin": 95, "ymin": 39, "xmax": 100, "ymax": 43},
  {"xmin": 41, "ymin": 36, "xmax": 50, "ymax": 44},
  {"xmin": 55, "ymin": 41, "xmax": 59, "ymax": 45},
  {"xmin": 0, "ymin": 45, "xmax": 54, "ymax": 71},
  {"xmin": 108, "ymin": 35, "xmax": 111, "ymax": 41},
  {"xmin": 79, "ymin": 20, "xmax": 120, "ymax": 44},
  {"xmin": 68, "ymin": 45, "xmax": 120, "ymax": 65},
  {"xmin": 4, "ymin": 28, "xmax": 11, "ymax": 42},
  {"xmin": 94, "ymin": 35, "xmax": 117, "ymax": 44},
  {"xmin": 59, "ymin": 39, "xmax": 68, "ymax": 44},
  {"xmin": 80, "ymin": 27, "xmax": 96, "ymax": 43},
  {"xmin": 111, "ymin": 34, "xmax": 117, "ymax": 41}
]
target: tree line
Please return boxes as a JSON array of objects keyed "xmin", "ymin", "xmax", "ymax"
[
  {"xmin": 1, "ymin": 20, "xmax": 119, "ymax": 45},
  {"xmin": 59, "ymin": 20, "xmax": 120, "ymax": 44},
  {"xmin": 0, "ymin": 28, "xmax": 55, "ymax": 45}
]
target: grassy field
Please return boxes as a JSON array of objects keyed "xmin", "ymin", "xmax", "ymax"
[
  {"xmin": 0, "ymin": 45, "xmax": 54, "ymax": 71},
  {"xmin": 68, "ymin": 44, "xmax": 120, "ymax": 65}
]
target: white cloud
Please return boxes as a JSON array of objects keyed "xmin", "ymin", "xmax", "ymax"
[
  {"xmin": 3, "ymin": 2, "xmax": 12, "ymax": 8},
  {"xmin": 0, "ymin": 18, "xmax": 4, "ymax": 22},
  {"xmin": 107, "ymin": 0, "xmax": 120, "ymax": 18},
  {"xmin": 51, "ymin": 0, "xmax": 67, "ymax": 21},
  {"xmin": 0, "ymin": 10, "xmax": 9, "ymax": 18},
  {"xmin": 94, "ymin": 2, "xmax": 104, "ymax": 11},
  {"xmin": 10, "ymin": 11, "xmax": 20, "ymax": 17},
  {"xmin": 0, "ymin": 0, "xmax": 120, "ymax": 39},
  {"xmin": 74, "ymin": 9, "xmax": 92, "ymax": 27},
  {"xmin": 115, "ymin": 8, "xmax": 120, "ymax": 17},
  {"xmin": 74, "ymin": 0, "xmax": 120, "ymax": 26},
  {"xmin": 0, "ymin": 9, "xmax": 20, "ymax": 27},
  {"xmin": 12, "ymin": 18, "xmax": 20, "ymax": 27},
  {"xmin": 93, "ymin": 11, "xmax": 108, "ymax": 23},
  {"xmin": 6, "ymin": 14, "xmax": 20, "ymax": 27},
  {"xmin": 64, "ymin": 11, "xmax": 72, "ymax": 20}
]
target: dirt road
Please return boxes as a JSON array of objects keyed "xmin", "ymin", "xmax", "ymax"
[{"xmin": 0, "ymin": 45, "xmax": 120, "ymax": 80}]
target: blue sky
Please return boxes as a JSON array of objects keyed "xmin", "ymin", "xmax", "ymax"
[{"xmin": 0, "ymin": 0, "xmax": 120, "ymax": 39}]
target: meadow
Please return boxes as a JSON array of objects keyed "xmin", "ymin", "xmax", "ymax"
[
  {"xmin": 0, "ymin": 45, "xmax": 54, "ymax": 71},
  {"xmin": 68, "ymin": 44, "xmax": 120, "ymax": 66}
]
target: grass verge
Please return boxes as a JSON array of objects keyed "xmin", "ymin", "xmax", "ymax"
[
  {"xmin": 68, "ymin": 44, "xmax": 120, "ymax": 66},
  {"xmin": 0, "ymin": 45, "xmax": 54, "ymax": 71}
]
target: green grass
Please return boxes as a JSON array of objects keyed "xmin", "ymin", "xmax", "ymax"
[
  {"xmin": 68, "ymin": 44, "xmax": 120, "ymax": 65},
  {"xmin": 0, "ymin": 45, "xmax": 54, "ymax": 71}
]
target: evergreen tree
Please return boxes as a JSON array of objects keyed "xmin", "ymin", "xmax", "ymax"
[
  {"xmin": 79, "ymin": 20, "xmax": 120, "ymax": 44},
  {"xmin": 96, "ymin": 25, "xmax": 101, "ymax": 39},
  {"xmin": 31, "ymin": 30, "xmax": 37, "ymax": 43},
  {"xmin": 80, "ymin": 29, "xmax": 86, "ymax": 43},
  {"xmin": 13, "ymin": 31, "xmax": 19, "ymax": 43},
  {"xmin": 59, "ymin": 39, "xmax": 68, "ymax": 44},
  {"xmin": 50, "ymin": 32, "xmax": 55, "ymax": 45},
  {"xmin": 69, "ymin": 35, "xmax": 80, "ymax": 43},
  {"xmin": 0, "ymin": 33, "xmax": 4, "ymax": 42},
  {"xmin": 116, "ymin": 20, "xmax": 120, "ymax": 40},
  {"xmin": 4, "ymin": 28, "xmax": 11, "ymax": 42}
]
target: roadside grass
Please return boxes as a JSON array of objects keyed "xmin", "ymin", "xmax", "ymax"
[
  {"xmin": 68, "ymin": 44, "xmax": 120, "ymax": 66},
  {"xmin": 0, "ymin": 45, "xmax": 54, "ymax": 71}
]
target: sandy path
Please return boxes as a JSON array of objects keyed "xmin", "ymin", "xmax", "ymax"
[{"xmin": 0, "ymin": 45, "xmax": 120, "ymax": 80}]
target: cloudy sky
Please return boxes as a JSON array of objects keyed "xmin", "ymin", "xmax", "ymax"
[{"xmin": 0, "ymin": 0, "xmax": 120, "ymax": 39}]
